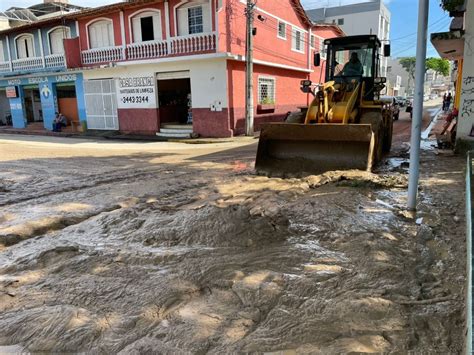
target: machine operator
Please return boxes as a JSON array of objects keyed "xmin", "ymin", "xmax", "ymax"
[{"xmin": 342, "ymin": 52, "xmax": 364, "ymax": 76}]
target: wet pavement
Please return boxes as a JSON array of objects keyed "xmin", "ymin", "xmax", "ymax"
[{"xmin": 0, "ymin": 105, "xmax": 467, "ymax": 353}]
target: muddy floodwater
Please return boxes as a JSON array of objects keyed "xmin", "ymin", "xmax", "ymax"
[{"xmin": 0, "ymin": 133, "xmax": 466, "ymax": 353}]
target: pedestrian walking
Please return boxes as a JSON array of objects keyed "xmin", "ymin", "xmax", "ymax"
[
  {"xmin": 445, "ymin": 92, "xmax": 452, "ymax": 112},
  {"xmin": 442, "ymin": 93, "xmax": 448, "ymax": 111}
]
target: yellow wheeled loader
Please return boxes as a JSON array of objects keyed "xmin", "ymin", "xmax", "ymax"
[{"xmin": 255, "ymin": 35, "xmax": 394, "ymax": 176}]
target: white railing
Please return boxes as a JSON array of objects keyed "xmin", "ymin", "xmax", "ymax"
[
  {"xmin": 45, "ymin": 54, "xmax": 65, "ymax": 68},
  {"xmin": 123, "ymin": 33, "xmax": 217, "ymax": 61},
  {"xmin": 81, "ymin": 46, "xmax": 125, "ymax": 65},
  {"xmin": 127, "ymin": 40, "xmax": 169, "ymax": 60},
  {"xmin": 12, "ymin": 57, "xmax": 43, "ymax": 71},
  {"xmin": 170, "ymin": 33, "xmax": 216, "ymax": 55},
  {"xmin": 0, "ymin": 61, "xmax": 10, "ymax": 73}
]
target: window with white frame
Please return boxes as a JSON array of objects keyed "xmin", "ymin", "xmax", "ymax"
[
  {"xmin": 177, "ymin": 1, "xmax": 211, "ymax": 36},
  {"xmin": 291, "ymin": 28, "xmax": 304, "ymax": 53},
  {"xmin": 88, "ymin": 20, "xmax": 114, "ymax": 48},
  {"xmin": 258, "ymin": 77, "xmax": 276, "ymax": 105},
  {"xmin": 0, "ymin": 40, "xmax": 4, "ymax": 62},
  {"xmin": 188, "ymin": 6, "xmax": 203, "ymax": 34},
  {"xmin": 338, "ymin": 18, "xmax": 344, "ymax": 25},
  {"xmin": 310, "ymin": 34, "xmax": 315, "ymax": 49},
  {"xmin": 319, "ymin": 38, "xmax": 326, "ymax": 59},
  {"xmin": 49, "ymin": 27, "xmax": 71, "ymax": 54},
  {"xmin": 131, "ymin": 11, "xmax": 162, "ymax": 42},
  {"xmin": 16, "ymin": 34, "xmax": 35, "ymax": 59},
  {"xmin": 278, "ymin": 21, "xmax": 286, "ymax": 39}
]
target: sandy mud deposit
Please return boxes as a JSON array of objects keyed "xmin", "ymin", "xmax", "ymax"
[{"xmin": 0, "ymin": 137, "xmax": 466, "ymax": 354}]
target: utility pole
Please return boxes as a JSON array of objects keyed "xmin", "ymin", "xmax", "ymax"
[
  {"xmin": 407, "ymin": 0, "xmax": 429, "ymax": 211},
  {"xmin": 245, "ymin": 0, "xmax": 256, "ymax": 136}
]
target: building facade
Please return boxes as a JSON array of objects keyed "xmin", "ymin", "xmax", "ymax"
[
  {"xmin": 0, "ymin": 0, "xmax": 343, "ymax": 138},
  {"xmin": 431, "ymin": 0, "xmax": 472, "ymax": 151},
  {"xmin": 307, "ymin": 0, "xmax": 390, "ymax": 77}
]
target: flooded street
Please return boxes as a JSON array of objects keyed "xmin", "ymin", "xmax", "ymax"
[{"xmin": 0, "ymin": 108, "xmax": 466, "ymax": 353}]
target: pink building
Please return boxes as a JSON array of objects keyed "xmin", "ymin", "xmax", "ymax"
[{"xmin": 63, "ymin": 0, "xmax": 343, "ymax": 137}]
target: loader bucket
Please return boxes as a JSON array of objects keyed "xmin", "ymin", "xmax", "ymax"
[{"xmin": 255, "ymin": 123, "xmax": 377, "ymax": 176}]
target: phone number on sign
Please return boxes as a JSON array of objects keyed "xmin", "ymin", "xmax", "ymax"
[{"xmin": 121, "ymin": 96, "xmax": 150, "ymax": 104}]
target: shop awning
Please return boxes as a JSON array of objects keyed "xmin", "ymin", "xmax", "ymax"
[{"xmin": 430, "ymin": 30, "xmax": 465, "ymax": 60}]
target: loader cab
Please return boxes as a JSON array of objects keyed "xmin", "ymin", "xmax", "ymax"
[{"xmin": 323, "ymin": 35, "xmax": 384, "ymax": 101}]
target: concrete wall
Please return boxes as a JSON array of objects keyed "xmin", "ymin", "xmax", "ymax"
[
  {"xmin": 457, "ymin": 0, "xmax": 474, "ymax": 148},
  {"xmin": 220, "ymin": 0, "xmax": 311, "ymax": 71},
  {"xmin": 227, "ymin": 60, "xmax": 309, "ymax": 135},
  {"xmin": 325, "ymin": 10, "xmax": 381, "ymax": 38}
]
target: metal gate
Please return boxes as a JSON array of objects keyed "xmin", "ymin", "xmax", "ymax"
[{"xmin": 84, "ymin": 79, "xmax": 119, "ymax": 130}]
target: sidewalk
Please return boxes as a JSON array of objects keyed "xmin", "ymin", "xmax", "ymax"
[{"xmin": 0, "ymin": 121, "xmax": 261, "ymax": 145}]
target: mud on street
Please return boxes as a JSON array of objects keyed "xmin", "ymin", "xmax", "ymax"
[{"xmin": 0, "ymin": 108, "xmax": 467, "ymax": 353}]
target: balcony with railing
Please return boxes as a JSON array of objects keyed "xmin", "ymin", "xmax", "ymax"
[
  {"xmin": 0, "ymin": 61, "xmax": 10, "ymax": 74},
  {"xmin": 45, "ymin": 54, "xmax": 66, "ymax": 68},
  {"xmin": 81, "ymin": 32, "xmax": 217, "ymax": 65},
  {"xmin": 81, "ymin": 46, "xmax": 125, "ymax": 65},
  {"xmin": 0, "ymin": 54, "xmax": 66, "ymax": 75}
]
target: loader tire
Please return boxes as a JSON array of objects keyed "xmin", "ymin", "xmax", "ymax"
[
  {"xmin": 360, "ymin": 111, "xmax": 384, "ymax": 163},
  {"xmin": 383, "ymin": 118, "xmax": 393, "ymax": 153},
  {"xmin": 285, "ymin": 111, "xmax": 305, "ymax": 123}
]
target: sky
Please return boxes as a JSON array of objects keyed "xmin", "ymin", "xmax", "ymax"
[{"xmin": 0, "ymin": 0, "xmax": 449, "ymax": 58}]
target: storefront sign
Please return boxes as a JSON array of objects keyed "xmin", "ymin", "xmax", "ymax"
[
  {"xmin": 28, "ymin": 77, "xmax": 48, "ymax": 84},
  {"xmin": 7, "ymin": 79, "xmax": 21, "ymax": 86},
  {"xmin": 117, "ymin": 76, "xmax": 156, "ymax": 109},
  {"xmin": 56, "ymin": 74, "xmax": 77, "ymax": 82},
  {"xmin": 5, "ymin": 86, "xmax": 18, "ymax": 98}
]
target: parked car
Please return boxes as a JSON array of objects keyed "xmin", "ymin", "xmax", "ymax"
[
  {"xmin": 430, "ymin": 94, "xmax": 438, "ymax": 100},
  {"xmin": 395, "ymin": 96, "xmax": 407, "ymax": 107},
  {"xmin": 380, "ymin": 95, "xmax": 400, "ymax": 120}
]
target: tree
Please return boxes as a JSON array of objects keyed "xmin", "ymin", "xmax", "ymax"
[
  {"xmin": 399, "ymin": 57, "xmax": 416, "ymax": 94},
  {"xmin": 399, "ymin": 56, "xmax": 450, "ymax": 94},
  {"xmin": 426, "ymin": 57, "xmax": 450, "ymax": 76},
  {"xmin": 440, "ymin": 0, "xmax": 464, "ymax": 12}
]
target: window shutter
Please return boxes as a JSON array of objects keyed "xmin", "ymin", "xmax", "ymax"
[
  {"xmin": 152, "ymin": 14, "xmax": 162, "ymax": 40},
  {"xmin": 25, "ymin": 36, "xmax": 34, "ymax": 57},
  {"xmin": 97, "ymin": 24, "xmax": 105, "ymax": 47},
  {"xmin": 107, "ymin": 22, "xmax": 114, "ymax": 47},
  {"xmin": 132, "ymin": 17, "xmax": 142, "ymax": 42},
  {"xmin": 89, "ymin": 26, "xmax": 98, "ymax": 48},
  {"xmin": 202, "ymin": 3, "xmax": 211, "ymax": 33},
  {"xmin": 50, "ymin": 30, "xmax": 64, "ymax": 54},
  {"xmin": 177, "ymin": 7, "xmax": 188, "ymax": 36}
]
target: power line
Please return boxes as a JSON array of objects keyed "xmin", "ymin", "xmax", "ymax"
[{"xmin": 390, "ymin": 14, "xmax": 450, "ymax": 42}]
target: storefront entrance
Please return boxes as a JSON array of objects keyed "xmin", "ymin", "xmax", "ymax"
[
  {"xmin": 57, "ymin": 84, "xmax": 79, "ymax": 126},
  {"xmin": 23, "ymin": 88, "xmax": 42, "ymax": 123},
  {"xmin": 157, "ymin": 71, "xmax": 191, "ymax": 125},
  {"xmin": 0, "ymin": 89, "xmax": 10, "ymax": 126},
  {"xmin": 83, "ymin": 79, "xmax": 119, "ymax": 130}
]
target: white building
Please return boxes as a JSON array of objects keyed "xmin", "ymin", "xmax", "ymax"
[{"xmin": 307, "ymin": 0, "xmax": 391, "ymax": 77}]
